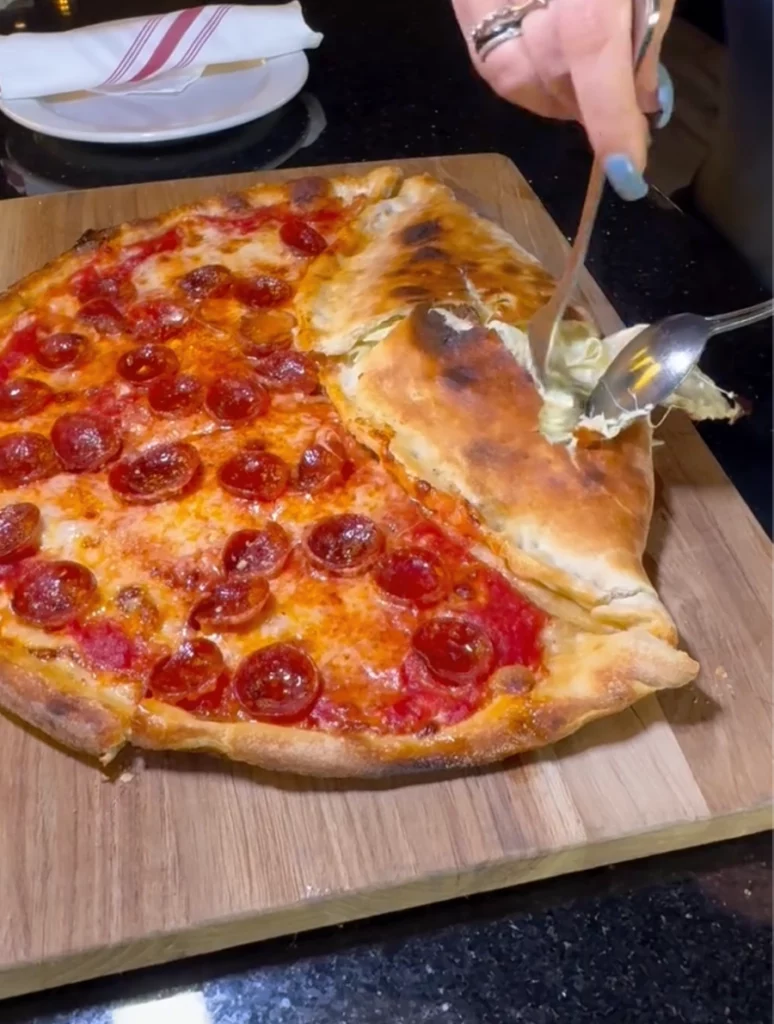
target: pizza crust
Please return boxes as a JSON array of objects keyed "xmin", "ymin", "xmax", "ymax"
[
  {"xmin": 131, "ymin": 627, "xmax": 696, "ymax": 776},
  {"xmin": 0, "ymin": 643, "xmax": 132, "ymax": 759}
]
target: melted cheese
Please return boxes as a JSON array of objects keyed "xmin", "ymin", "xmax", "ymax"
[{"xmin": 488, "ymin": 319, "xmax": 740, "ymax": 444}]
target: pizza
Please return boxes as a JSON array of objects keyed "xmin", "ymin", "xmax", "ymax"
[{"xmin": 0, "ymin": 167, "xmax": 731, "ymax": 776}]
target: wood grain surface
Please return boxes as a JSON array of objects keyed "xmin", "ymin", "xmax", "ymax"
[{"xmin": 0, "ymin": 154, "xmax": 770, "ymax": 1000}]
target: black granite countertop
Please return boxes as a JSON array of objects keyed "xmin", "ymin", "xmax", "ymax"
[{"xmin": 0, "ymin": 1, "xmax": 772, "ymax": 1021}]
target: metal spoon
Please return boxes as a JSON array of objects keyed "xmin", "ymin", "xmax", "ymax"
[
  {"xmin": 526, "ymin": 0, "xmax": 661, "ymax": 382},
  {"xmin": 585, "ymin": 298, "xmax": 773, "ymax": 420}
]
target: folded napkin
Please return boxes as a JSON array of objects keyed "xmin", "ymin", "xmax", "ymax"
[{"xmin": 0, "ymin": 3, "xmax": 322, "ymax": 100}]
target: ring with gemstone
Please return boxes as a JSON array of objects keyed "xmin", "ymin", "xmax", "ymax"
[{"xmin": 470, "ymin": 0, "xmax": 550, "ymax": 61}]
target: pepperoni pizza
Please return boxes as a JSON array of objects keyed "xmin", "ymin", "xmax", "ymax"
[{"xmin": 0, "ymin": 168, "xmax": 699, "ymax": 776}]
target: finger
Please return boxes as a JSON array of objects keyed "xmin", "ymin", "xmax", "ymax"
[
  {"xmin": 519, "ymin": 2, "xmax": 580, "ymax": 119},
  {"xmin": 481, "ymin": 40, "xmax": 574, "ymax": 120},
  {"xmin": 450, "ymin": 0, "xmax": 570, "ymax": 120},
  {"xmin": 559, "ymin": 0, "xmax": 649, "ymax": 176}
]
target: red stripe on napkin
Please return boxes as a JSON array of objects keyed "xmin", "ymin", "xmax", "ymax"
[
  {"xmin": 102, "ymin": 15, "xmax": 162, "ymax": 86},
  {"xmin": 128, "ymin": 6, "xmax": 205, "ymax": 83},
  {"xmin": 176, "ymin": 5, "xmax": 231, "ymax": 69}
]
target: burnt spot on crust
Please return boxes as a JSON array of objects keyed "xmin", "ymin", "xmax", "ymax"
[
  {"xmin": 221, "ymin": 192, "xmax": 252, "ymax": 213},
  {"xmin": 47, "ymin": 696, "xmax": 76, "ymax": 718},
  {"xmin": 290, "ymin": 176, "xmax": 330, "ymax": 205},
  {"xmin": 409, "ymin": 245, "xmax": 448, "ymax": 263},
  {"xmin": 72, "ymin": 227, "xmax": 112, "ymax": 253},
  {"xmin": 465, "ymin": 438, "xmax": 515, "ymax": 470},
  {"xmin": 441, "ymin": 364, "xmax": 480, "ymax": 389},
  {"xmin": 400, "ymin": 220, "xmax": 442, "ymax": 246},
  {"xmin": 409, "ymin": 306, "xmax": 486, "ymax": 359},
  {"xmin": 391, "ymin": 285, "xmax": 432, "ymax": 300}
]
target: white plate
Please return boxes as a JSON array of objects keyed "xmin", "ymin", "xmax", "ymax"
[{"xmin": 0, "ymin": 53, "xmax": 309, "ymax": 145}]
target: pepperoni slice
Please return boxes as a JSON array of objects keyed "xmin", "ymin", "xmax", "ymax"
[
  {"xmin": 189, "ymin": 576, "xmax": 270, "ymax": 632},
  {"xmin": 411, "ymin": 617, "xmax": 494, "ymax": 685},
  {"xmin": 252, "ymin": 351, "xmax": 318, "ymax": 395},
  {"xmin": 375, "ymin": 547, "xmax": 448, "ymax": 607},
  {"xmin": 296, "ymin": 443, "xmax": 349, "ymax": 493},
  {"xmin": 148, "ymin": 637, "xmax": 226, "ymax": 705},
  {"xmin": 74, "ymin": 618, "xmax": 137, "ymax": 672},
  {"xmin": 205, "ymin": 375, "xmax": 269, "ymax": 424},
  {"xmin": 12, "ymin": 560, "xmax": 97, "ymax": 630},
  {"xmin": 279, "ymin": 218, "xmax": 328, "ymax": 256},
  {"xmin": 178, "ymin": 264, "xmax": 234, "ymax": 300},
  {"xmin": 34, "ymin": 332, "xmax": 88, "ymax": 371},
  {"xmin": 0, "ymin": 503, "xmax": 41, "ymax": 562},
  {"xmin": 305, "ymin": 514, "xmax": 384, "ymax": 576},
  {"xmin": 218, "ymin": 449, "xmax": 289, "ymax": 502},
  {"xmin": 77, "ymin": 298, "xmax": 125, "ymax": 335},
  {"xmin": 0, "ymin": 378, "xmax": 53, "ymax": 421},
  {"xmin": 117, "ymin": 344, "xmax": 179, "ymax": 386},
  {"xmin": 223, "ymin": 522, "xmax": 291, "ymax": 578},
  {"xmin": 127, "ymin": 299, "xmax": 189, "ymax": 342},
  {"xmin": 0, "ymin": 322, "xmax": 40, "ymax": 377},
  {"xmin": 178, "ymin": 676, "xmax": 230, "ymax": 714},
  {"xmin": 51, "ymin": 412, "xmax": 122, "ymax": 473},
  {"xmin": 147, "ymin": 374, "xmax": 204, "ymax": 418},
  {"xmin": 235, "ymin": 275, "xmax": 293, "ymax": 309},
  {"xmin": 233, "ymin": 643, "xmax": 320, "ymax": 722},
  {"xmin": 239, "ymin": 310, "xmax": 295, "ymax": 362},
  {"xmin": 0, "ymin": 433, "xmax": 60, "ymax": 487},
  {"xmin": 108, "ymin": 442, "xmax": 201, "ymax": 504}
]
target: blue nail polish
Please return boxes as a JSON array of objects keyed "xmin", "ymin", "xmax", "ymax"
[
  {"xmin": 654, "ymin": 62, "xmax": 674, "ymax": 129},
  {"xmin": 604, "ymin": 154, "xmax": 648, "ymax": 201}
]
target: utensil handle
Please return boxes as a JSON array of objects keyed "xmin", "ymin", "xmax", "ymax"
[
  {"xmin": 530, "ymin": 159, "xmax": 605, "ymax": 371},
  {"xmin": 707, "ymin": 299, "xmax": 774, "ymax": 335},
  {"xmin": 530, "ymin": 0, "xmax": 659, "ymax": 376},
  {"xmin": 633, "ymin": 0, "xmax": 661, "ymax": 67}
]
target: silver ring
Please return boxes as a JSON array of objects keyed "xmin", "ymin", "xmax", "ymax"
[{"xmin": 471, "ymin": 0, "xmax": 549, "ymax": 61}]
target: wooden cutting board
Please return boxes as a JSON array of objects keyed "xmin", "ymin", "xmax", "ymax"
[{"xmin": 0, "ymin": 155, "xmax": 770, "ymax": 1000}]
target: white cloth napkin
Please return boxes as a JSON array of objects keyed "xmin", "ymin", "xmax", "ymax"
[{"xmin": 0, "ymin": 3, "xmax": 322, "ymax": 100}]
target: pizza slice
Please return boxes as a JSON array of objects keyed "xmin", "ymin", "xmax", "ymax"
[
  {"xmin": 0, "ymin": 168, "xmax": 402, "ymax": 762},
  {"xmin": 0, "ymin": 168, "xmax": 732, "ymax": 776}
]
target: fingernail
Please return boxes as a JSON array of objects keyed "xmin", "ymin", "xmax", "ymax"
[
  {"xmin": 654, "ymin": 62, "xmax": 674, "ymax": 129},
  {"xmin": 604, "ymin": 154, "xmax": 648, "ymax": 201}
]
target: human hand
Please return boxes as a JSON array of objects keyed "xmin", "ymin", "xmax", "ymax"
[{"xmin": 452, "ymin": 0, "xmax": 676, "ymax": 199}]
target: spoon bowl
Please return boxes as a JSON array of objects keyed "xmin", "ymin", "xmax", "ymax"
[{"xmin": 585, "ymin": 299, "xmax": 773, "ymax": 421}]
